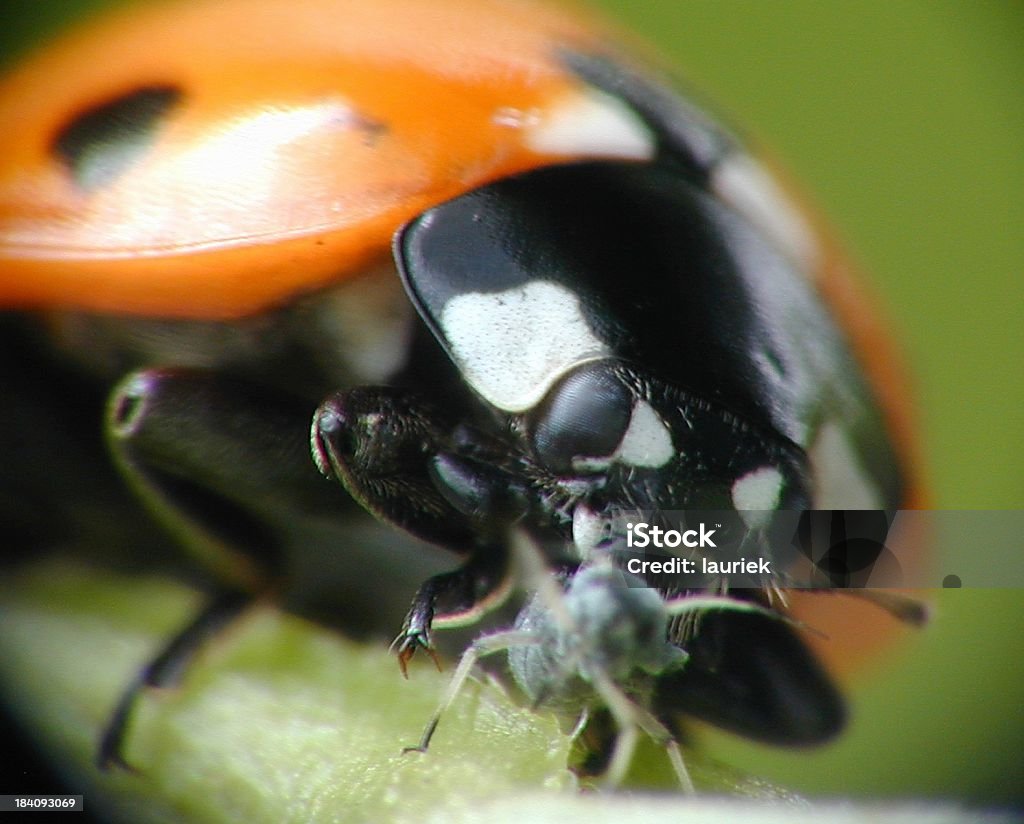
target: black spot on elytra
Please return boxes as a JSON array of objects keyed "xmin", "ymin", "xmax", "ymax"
[{"xmin": 53, "ymin": 85, "xmax": 183, "ymax": 192}]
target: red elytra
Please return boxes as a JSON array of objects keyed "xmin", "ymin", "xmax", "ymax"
[{"xmin": 0, "ymin": 0, "xmax": 635, "ymax": 318}]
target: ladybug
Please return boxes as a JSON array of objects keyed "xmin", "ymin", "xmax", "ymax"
[{"xmin": 0, "ymin": 0, "xmax": 921, "ymax": 782}]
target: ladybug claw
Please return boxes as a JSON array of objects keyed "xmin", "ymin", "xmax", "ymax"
[
  {"xmin": 401, "ymin": 745, "xmax": 428, "ymax": 756},
  {"xmin": 392, "ymin": 630, "xmax": 440, "ymax": 677},
  {"xmin": 97, "ymin": 750, "xmax": 140, "ymax": 775}
]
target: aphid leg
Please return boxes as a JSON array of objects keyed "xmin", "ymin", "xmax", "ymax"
[
  {"xmin": 509, "ymin": 528, "xmax": 574, "ymax": 628},
  {"xmin": 587, "ymin": 668, "xmax": 694, "ymax": 791},
  {"xmin": 98, "ymin": 589, "xmax": 251, "ymax": 771},
  {"xmin": 403, "ymin": 628, "xmax": 539, "ymax": 754},
  {"xmin": 664, "ymin": 740, "xmax": 694, "ymax": 793}
]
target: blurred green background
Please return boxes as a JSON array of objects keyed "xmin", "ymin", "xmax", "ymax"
[
  {"xmin": 2, "ymin": 0, "xmax": 1022, "ymax": 812},
  {"xmin": 595, "ymin": 1, "xmax": 1024, "ymax": 806},
  {"xmin": 588, "ymin": 0, "xmax": 1024, "ymax": 805}
]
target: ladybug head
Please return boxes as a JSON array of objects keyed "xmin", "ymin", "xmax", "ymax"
[
  {"xmin": 395, "ymin": 161, "xmax": 813, "ymax": 557},
  {"xmin": 523, "ymin": 357, "xmax": 810, "ymax": 551}
]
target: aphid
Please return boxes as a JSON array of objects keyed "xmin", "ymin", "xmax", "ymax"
[{"xmin": 403, "ymin": 538, "xmax": 813, "ymax": 789}]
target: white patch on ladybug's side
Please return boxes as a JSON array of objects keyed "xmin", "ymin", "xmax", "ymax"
[
  {"xmin": 810, "ymin": 422, "xmax": 881, "ymax": 509},
  {"xmin": 713, "ymin": 153, "xmax": 820, "ymax": 271},
  {"xmin": 441, "ymin": 281, "xmax": 608, "ymax": 412},
  {"xmin": 572, "ymin": 504, "xmax": 609, "ymax": 560},
  {"xmin": 614, "ymin": 400, "xmax": 674, "ymax": 468},
  {"xmin": 524, "ymin": 88, "xmax": 655, "ymax": 161},
  {"xmin": 732, "ymin": 466, "xmax": 784, "ymax": 529}
]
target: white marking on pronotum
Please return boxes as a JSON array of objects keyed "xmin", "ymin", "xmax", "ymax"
[
  {"xmin": 524, "ymin": 88, "xmax": 655, "ymax": 161},
  {"xmin": 440, "ymin": 280, "xmax": 608, "ymax": 412},
  {"xmin": 809, "ymin": 422, "xmax": 881, "ymax": 509},
  {"xmin": 732, "ymin": 465, "xmax": 784, "ymax": 530}
]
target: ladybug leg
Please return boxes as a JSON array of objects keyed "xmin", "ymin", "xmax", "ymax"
[
  {"xmin": 392, "ymin": 543, "xmax": 511, "ymax": 675},
  {"xmin": 97, "ymin": 589, "xmax": 251, "ymax": 771},
  {"xmin": 313, "ymin": 388, "xmax": 520, "ymax": 671},
  {"xmin": 101, "ymin": 368, "xmax": 354, "ymax": 767},
  {"xmin": 312, "ymin": 387, "xmax": 482, "ymax": 551},
  {"xmin": 107, "ymin": 367, "xmax": 349, "ymax": 589}
]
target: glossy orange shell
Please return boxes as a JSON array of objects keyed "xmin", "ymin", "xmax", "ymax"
[{"xmin": 0, "ymin": 0, "xmax": 626, "ymax": 318}]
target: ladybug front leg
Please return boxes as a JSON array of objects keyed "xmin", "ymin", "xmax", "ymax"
[
  {"xmin": 97, "ymin": 589, "xmax": 251, "ymax": 771},
  {"xmin": 107, "ymin": 367, "xmax": 351, "ymax": 588},
  {"xmin": 393, "ymin": 542, "xmax": 511, "ymax": 675},
  {"xmin": 100, "ymin": 367, "xmax": 351, "ymax": 768},
  {"xmin": 312, "ymin": 387, "xmax": 517, "ymax": 672}
]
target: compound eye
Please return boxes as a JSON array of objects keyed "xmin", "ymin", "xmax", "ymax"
[{"xmin": 528, "ymin": 363, "xmax": 632, "ymax": 475}]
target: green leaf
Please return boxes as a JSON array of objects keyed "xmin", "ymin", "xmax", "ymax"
[{"xmin": 0, "ymin": 558, "xmax": 994, "ymax": 823}]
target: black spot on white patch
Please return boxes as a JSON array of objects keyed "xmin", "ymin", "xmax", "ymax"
[{"xmin": 53, "ymin": 85, "xmax": 183, "ymax": 191}]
